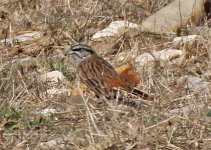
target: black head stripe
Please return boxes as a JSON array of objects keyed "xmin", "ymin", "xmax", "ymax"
[{"xmin": 71, "ymin": 44, "xmax": 94, "ymax": 53}]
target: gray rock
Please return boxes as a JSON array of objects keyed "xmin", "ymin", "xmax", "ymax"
[{"xmin": 178, "ymin": 75, "xmax": 211, "ymax": 93}]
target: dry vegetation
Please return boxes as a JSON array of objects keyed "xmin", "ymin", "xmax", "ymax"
[{"xmin": 0, "ymin": 0, "xmax": 211, "ymax": 149}]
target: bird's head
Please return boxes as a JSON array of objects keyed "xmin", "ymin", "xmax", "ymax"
[{"xmin": 67, "ymin": 44, "xmax": 95, "ymax": 64}]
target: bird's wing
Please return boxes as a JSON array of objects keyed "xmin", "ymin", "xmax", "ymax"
[{"xmin": 76, "ymin": 55, "xmax": 122, "ymax": 99}]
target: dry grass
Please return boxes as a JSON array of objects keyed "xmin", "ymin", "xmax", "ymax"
[{"xmin": 0, "ymin": 0, "xmax": 211, "ymax": 149}]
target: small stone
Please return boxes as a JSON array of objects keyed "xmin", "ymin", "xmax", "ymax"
[{"xmin": 39, "ymin": 71, "xmax": 65, "ymax": 83}]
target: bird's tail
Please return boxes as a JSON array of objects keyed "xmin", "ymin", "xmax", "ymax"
[{"xmin": 130, "ymin": 88, "xmax": 152, "ymax": 100}]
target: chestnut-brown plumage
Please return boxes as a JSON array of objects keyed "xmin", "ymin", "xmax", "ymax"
[{"xmin": 68, "ymin": 44, "xmax": 149, "ymax": 100}]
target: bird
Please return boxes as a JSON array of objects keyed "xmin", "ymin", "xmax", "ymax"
[{"xmin": 67, "ymin": 44, "xmax": 150, "ymax": 100}]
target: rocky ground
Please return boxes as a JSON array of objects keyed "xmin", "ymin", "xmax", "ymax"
[{"xmin": 0, "ymin": 0, "xmax": 211, "ymax": 149}]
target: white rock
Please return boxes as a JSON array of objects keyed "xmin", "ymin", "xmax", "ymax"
[
  {"xmin": 0, "ymin": 31, "xmax": 44, "ymax": 43},
  {"xmin": 92, "ymin": 20, "xmax": 140, "ymax": 40},
  {"xmin": 39, "ymin": 71, "xmax": 65, "ymax": 83},
  {"xmin": 16, "ymin": 31, "xmax": 43, "ymax": 42},
  {"xmin": 135, "ymin": 48, "xmax": 183, "ymax": 67},
  {"xmin": 173, "ymin": 35, "xmax": 200, "ymax": 46}
]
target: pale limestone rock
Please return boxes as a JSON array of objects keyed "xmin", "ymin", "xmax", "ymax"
[
  {"xmin": 39, "ymin": 71, "xmax": 65, "ymax": 83},
  {"xmin": 0, "ymin": 31, "xmax": 44, "ymax": 43},
  {"xmin": 141, "ymin": 0, "xmax": 204, "ymax": 34},
  {"xmin": 173, "ymin": 35, "xmax": 200, "ymax": 46},
  {"xmin": 135, "ymin": 48, "xmax": 183, "ymax": 68},
  {"xmin": 92, "ymin": 20, "xmax": 140, "ymax": 40}
]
